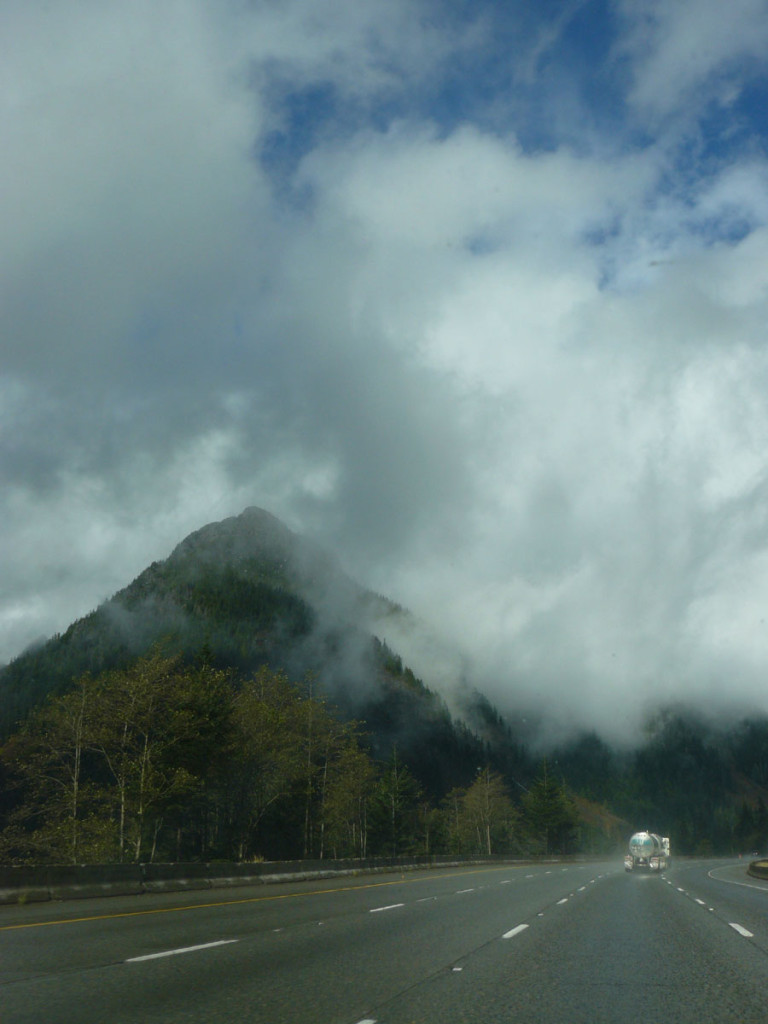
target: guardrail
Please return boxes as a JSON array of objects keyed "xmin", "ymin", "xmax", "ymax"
[{"xmin": 0, "ymin": 854, "xmax": 537, "ymax": 905}]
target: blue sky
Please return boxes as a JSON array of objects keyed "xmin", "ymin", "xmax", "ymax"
[{"xmin": 4, "ymin": 0, "xmax": 768, "ymax": 741}]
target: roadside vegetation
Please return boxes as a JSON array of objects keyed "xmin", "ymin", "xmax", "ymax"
[
  {"xmin": 2, "ymin": 509, "xmax": 767, "ymax": 866},
  {"xmin": 0, "ymin": 649, "xmax": 579, "ymax": 865},
  {"xmin": 2, "ymin": 645, "xmax": 768, "ymax": 866}
]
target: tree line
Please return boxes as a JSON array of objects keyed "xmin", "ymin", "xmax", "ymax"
[{"xmin": 0, "ymin": 649, "xmax": 579, "ymax": 865}]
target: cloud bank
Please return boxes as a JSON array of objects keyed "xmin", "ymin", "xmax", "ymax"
[{"xmin": 4, "ymin": 0, "xmax": 768, "ymax": 741}]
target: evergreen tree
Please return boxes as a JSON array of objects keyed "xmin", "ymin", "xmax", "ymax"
[
  {"xmin": 367, "ymin": 751, "xmax": 422, "ymax": 857},
  {"xmin": 521, "ymin": 761, "xmax": 579, "ymax": 855}
]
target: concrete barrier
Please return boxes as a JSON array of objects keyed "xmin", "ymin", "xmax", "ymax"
[
  {"xmin": 47, "ymin": 864, "xmax": 145, "ymax": 901},
  {"xmin": 0, "ymin": 854, "xmax": 536, "ymax": 903},
  {"xmin": 0, "ymin": 866, "xmax": 52, "ymax": 906},
  {"xmin": 141, "ymin": 862, "xmax": 213, "ymax": 894}
]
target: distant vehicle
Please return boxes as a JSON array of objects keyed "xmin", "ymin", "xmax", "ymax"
[{"xmin": 624, "ymin": 831, "xmax": 670, "ymax": 871}]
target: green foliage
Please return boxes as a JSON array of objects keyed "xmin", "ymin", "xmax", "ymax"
[
  {"xmin": 367, "ymin": 751, "xmax": 423, "ymax": 857},
  {"xmin": 0, "ymin": 676, "xmax": 109, "ymax": 864},
  {"xmin": 220, "ymin": 668, "xmax": 345, "ymax": 860},
  {"xmin": 3, "ymin": 509, "xmax": 768, "ymax": 863},
  {"xmin": 520, "ymin": 761, "xmax": 579, "ymax": 856},
  {"xmin": 734, "ymin": 799, "xmax": 768, "ymax": 853},
  {"xmin": 3, "ymin": 650, "xmax": 768, "ymax": 862},
  {"xmin": 551, "ymin": 732, "xmax": 619, "ymax": 805},
  {"xmin": 442, "ymin": 768, "xmax": 518, "ymax": 855},
  {"xmin": 0, "ymin": 652, "xmax": 234, "ymax": 864},
  {"xmin": 321, "ymin": 735, "xmax": 376, "ymax": 859}
]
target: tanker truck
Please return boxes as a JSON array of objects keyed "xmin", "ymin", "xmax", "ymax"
[{"xmin": 624, "ymin": 831, "xmax": 670, "ymax": 871}]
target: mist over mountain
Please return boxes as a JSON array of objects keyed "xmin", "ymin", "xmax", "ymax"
[
  {"xmin": 6, "ymin": 3, "xmax": 768, "ymax": 868},
  {"xmin": 1, "ymin": 507, "xmax": 767, "ymax": 859},
  {"xmin": 0, "ymin": 508, "xmax": 517, "ymax": 797},
  {"xmin": 1, "ymin": 509, "xmax": 368, "ymax": 715}
]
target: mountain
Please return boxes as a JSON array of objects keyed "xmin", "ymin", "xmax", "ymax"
[
  {"xmin": 2, "ymin": 507, "xmax": 767, "ymax": 858},
  {"xmin": 0, "ymin": 509, "xmax": 367, "ymax": 716},
  {"xmin": 0, "ymin": 507, "xmax": 510, "ymax": 796}
]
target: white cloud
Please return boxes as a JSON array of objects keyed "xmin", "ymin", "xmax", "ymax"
[
  {"xmin": 618, "ymin": 0, "xmax": 768, "ymax": 122},
  {"xmin": 4, "ymin": 0, "xmax": 768, "ymax": 743},
  {"xmin": 1, "ymin": 0, "xmax": 262, "ymax": 384}
]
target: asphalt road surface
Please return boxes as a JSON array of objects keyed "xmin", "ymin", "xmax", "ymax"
[{"xmin": 2, "ymin": 858, "xmax": 768, "ymax": 1023}]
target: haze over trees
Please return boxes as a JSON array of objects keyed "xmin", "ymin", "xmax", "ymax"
[{"xmin": 1, "ymin": 508, "xmax": 767, "ymax": 864}]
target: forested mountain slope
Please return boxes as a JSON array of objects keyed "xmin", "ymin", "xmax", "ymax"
[
  {"xmin": 0, "ymin": 508, "xmax": 523, "ymax": 798},
  {"xmin": 1, "ymin": 508, "xmax": 399, "ymax": 734},
  {"xmin": 1, "ymin": 507, "xmax": 767, "ymax": 863}
]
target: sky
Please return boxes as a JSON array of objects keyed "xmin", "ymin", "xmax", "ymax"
[{"xmin": 4, "ymin": 0, "xmax": 768, "ymax": 743}]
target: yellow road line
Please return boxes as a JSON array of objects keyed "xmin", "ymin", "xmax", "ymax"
[{"xmin": 0, "ymin": 863, "xmax": 527, "ymax": 932}]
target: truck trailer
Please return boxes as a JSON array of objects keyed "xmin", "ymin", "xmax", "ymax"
[{"xmin": 624, "ymin": 831, "xmax": 669, "ymax": 871}]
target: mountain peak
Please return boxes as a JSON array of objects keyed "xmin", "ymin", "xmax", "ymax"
[
  {"xmin": 0, "ymin": 507, "xmax": 395, "ymax": 738},
  {"xmin": 160, "ymin": 506, "xmax": 347, "ymax": 600},
  {"xmin": 169, "ymin": 506, "xmax": 296, "ymax": 566}
]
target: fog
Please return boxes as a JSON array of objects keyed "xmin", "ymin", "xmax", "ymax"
[{"xmin": 4, "ymin": 0, "xmax": 768, "ymax": 742}]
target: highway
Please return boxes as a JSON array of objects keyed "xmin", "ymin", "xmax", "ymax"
[{"xmin": 2, "ymin": 858, "xmax": 768, "ymax": 1023}]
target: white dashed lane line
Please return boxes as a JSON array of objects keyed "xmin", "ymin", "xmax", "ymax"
[
  {"xmin": 669, "ymin": 875, "xmax": 759, "ymax": 935},
  {"xmin": 126, "ymin": 939, "xmax": 238, "ymax": 963},
  {"xmin": 501, "ymin": 875, "xmax": 602, "ymax": 935},
  {"xmin": 370, "ymin": 903, "xmax": 405, "ymax": 913}
]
